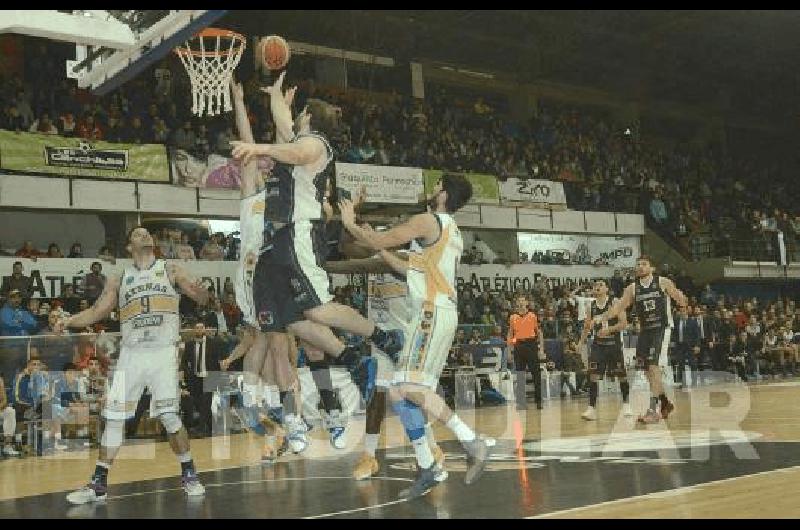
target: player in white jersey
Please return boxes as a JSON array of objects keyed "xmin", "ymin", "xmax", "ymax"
[
  {"xmin": 220, "ymin": 79, "xmax": 306, "ymax": 461},
  {"xmin": 323, "ymin": 260, "xmax": 447, "ymax": 482},
  {"xmin": 339, "ymin": 174, "xmax": 493, "ymax": 499},
  {"xmin": 57, "ymin": 227, "xmax": 210, "ymax": 504}
]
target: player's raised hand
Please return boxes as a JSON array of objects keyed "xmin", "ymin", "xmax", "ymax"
[
  {"xmin": 338, "ymin": 198, "xmax": 356, "ymax": 227},
  {"xmin": 260, "ymin": 71, "xmax": 286, "ymax": 98},
  {"xmin": 284, "ymin": 85, "xmax": 297, "ymax": 107},
  {"xmin": 230, "ymin": 141, "xmax": 260, "ymax": 165}
]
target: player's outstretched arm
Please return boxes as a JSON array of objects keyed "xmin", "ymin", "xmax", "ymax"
[
  {"xmin": 231, "ymin": 136, "xmax": 322, "ymax": 167},
  {"xmin": 168, "ymin": 263, "xmax": 210, "ymax": 306},
  {"xmin": 339, "ymin": 200, "xmax": 435, "ymax": 251},
  {"xmin": 58, "ymin": 275, "xmax": 121, "ymax": 331}
]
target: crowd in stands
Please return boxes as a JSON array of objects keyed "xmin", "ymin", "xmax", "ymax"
[
  {"xmin": 0, "ymin": 228, "xmax": 240, "ymax": 262},
  {"xmin": 3, "ymin": 36, "xmax": 800, "ymax": 265}
]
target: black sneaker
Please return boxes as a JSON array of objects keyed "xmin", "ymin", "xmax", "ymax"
[
  {"xmin": 463, "ymin": 436, "xmax": 493, "ymax": 485},
  {"xmin": 373, "ymin": 328, "xmax": 404, "ymax": 362},
  {"xmin": 398, "ymin": 465, "xmax": 438, "ymax": 499},
  {"xmin": 338, "ymin": 346, "xmax": 363, "ymax": 373}
]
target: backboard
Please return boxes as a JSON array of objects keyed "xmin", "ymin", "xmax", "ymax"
[{"xmin": 1, "ymin": 10, "xmax": 227, "ymax": 95}]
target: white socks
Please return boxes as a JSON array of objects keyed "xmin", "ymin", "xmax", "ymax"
[
  {"xmin": 364, "ymin": 433, "xmax": 379, "ymax": 457},
  {"xmin": 445, "ymin": 415, "xmax": 476, "ymax": 443},
  {"xmin": 425, "ymin": 423, "xmax": 440, "ymax": 452},
  {"xmin": 412, "ymin": 437, "xmax": 434, "ymax": 469}
]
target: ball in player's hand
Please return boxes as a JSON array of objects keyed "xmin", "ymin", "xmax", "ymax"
[{"xmin": 262, "ymin": 35, "xmax": 290, "ymax": 70}]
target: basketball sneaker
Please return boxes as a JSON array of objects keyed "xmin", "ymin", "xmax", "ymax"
[
  {"xmin": 660, "ymin": 400, "xmax": 675, "ymax": 420},
  {"xmin": 353, "ymin": 452, "xmax": 380, "ymax": 480},
  {"xmin": 3, "ymin": 445, "xmax": 20, "ymax": 457},
  {"xmin": 432, "ymin": 445, "xmax": 448, "ymax": 482},
  {"xmin": 398, "ymin": 465, "xmax": 438, "ymax": 499},
  {"xmin": 581, "ymin": 406, "xmax": 597, "ymax": 421},
  {"xmin": 622, "ymin": 403, "xmax": 634, "ymax": 417},
  {"xmin": 637, "ymin": 409, "xmax": 662, "ymax": 424},
  {"xmin": 284, "ymin": 414, "xmax": 308, "ymax": 454},
  {"xmin": 373, "ymin": 328, "xmax": 405, "ymax": 362},
  {"xmin": 181, "ymin": 470, "xmax": 205, "ymax": 496},
  {"xmin": 66, "ymin": 482, "xmax": 107, "ymax": 504},
  {"xmin": 329, "ymin": 426, "xmax": 347, "ymax": 449},
  {"xmin": 462, "ymin": 436, "xmax": 493, "ymax": 485}
]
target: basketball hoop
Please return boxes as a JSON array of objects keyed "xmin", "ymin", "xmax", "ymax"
[{"xmin": 174, "ymin": 28, "xmax": 246, "ymax": 117}]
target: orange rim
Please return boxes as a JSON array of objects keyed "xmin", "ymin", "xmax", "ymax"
[{"xmin": 174, "ymin": 27, "xmax": 246, "ymax": 58}]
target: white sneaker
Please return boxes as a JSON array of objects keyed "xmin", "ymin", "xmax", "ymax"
[
  {"xmin": 67, "ymin": 484, "xmax": 107, "ymax": 504},
  {"xmin": 329, "ymin": 427, "xmax": 347, "ymax": 449},
  {"xmin": 182, "ymin": 474, "xmax": 205, "ymax": 496},
  {"xmin": 622, "ymin": 403, "xmax": 634, "ymax": 417},
  {"xmin": 581, "ymin": 407, "xmax": 597, "ymax": 421},
  {"xmin": 285, "ymin": 415, "xmax": 309, "ymax": 454},
  {"xmin": 3, "ymin": 445, "xmax": 20, "ymax": 457}
]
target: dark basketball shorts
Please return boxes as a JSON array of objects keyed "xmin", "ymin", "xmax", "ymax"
[
  {"xmin": 253, "ymin": 220, "xmax": 333, "ymax": 333},
  {"xmin": 589, "ymin": 342, "xmax": 626, "ymax": 377},
  {"xmin": 635, "ymin": 326, "xmax": 672, "ymax": 368}
]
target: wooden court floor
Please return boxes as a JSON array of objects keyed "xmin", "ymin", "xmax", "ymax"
[{"xmin": 2, "ymin": 380, "xmax": 800, "ymax": 518}]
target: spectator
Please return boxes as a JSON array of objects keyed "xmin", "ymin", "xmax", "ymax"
[
  {"xmin": 29, "ymin": 112, "xmax": 59, "ymax": 135},
  {"xmin": 104, "ymin": 116, "xmax": 125, "ymax": 143},
  {"xmin": 13, "ymin": 91, "xmax": 35, "ymax": 128},
  {"xmin": 12, "ymin": 356, "xmax": 45, "ymax": 426},
  {"xmin": 44, "ymin": 243, "xmax": 63, "ymax": 258},
  {"xmin": 76, "ymin": 114, "xmax": 103, "ymax": 141},
  {"xmin": 15, "ymin": 241, "xmax": 42, "ymax": 259},
  {"xmin": 221, "ymin": 293, "xmax": 241, "ymax": 332},
  {"xmin": 202, "ymin": 296, "xmax": 229, "ymax": 335},
  {"xmin": 0, "ymin": 374, "xmax": 21, "ymax": 456},
  {"xmin": 153, "ymin": 117, "xmax": 170, "ymax": 144},
  {"xmin": 61, "ymin": 284, "xmax": 81, "ymax": 315},
  {"xmin": 83, "ymin": 262, "xmax": 106, "ymax": 304},
  {"xmin": 4, "ymin": 105, "xmax": 26, "ymax": 132},
  {"xmin": 194, "ymin": 124, "xmax": 211, "ymax": 158},
  {"xmin": 222, "ymin": 277, "xmax": 236, "ymax": 298},
  {"xmin": 174, "ymin": 232, "xmax": 196, "ymax": 260},
  {"xmin": 67, "ymin": 243, "xmax": 83, "ymax": 258},
  {"xmin": 1, "ymin": 261, "xmax": 32, "ymax": 299},
  {"xmin": 649, "ymin": 190, "xmax": 669, "ymax": 226},
  {"xmin": 172, "ymin": 120, "xmax": 196, "ymax": 151},
  {"xmin": 0, "ymin": 290, "xmax": 38, "ymax": 336},
  {"xmin": 97, "ymin": 245, "xmax": 116, "ymax": 262},
  {"xmin": 728, "ymin": 332, "xmax": 749, "ymax": 382},
  {"xmin": 700, "ymin": 284, "xmax": 718, "ymax": 307},
  {"xmin": 128, "ymin": 116, "xmax": 148, "ymax": 144},
  {"xmin": 199, "ymin": 233, "xmax": 225, "ymax": 261},
  {"xmin": 58, "ymin": 112, "xmax": 78, "ymax": 137}
]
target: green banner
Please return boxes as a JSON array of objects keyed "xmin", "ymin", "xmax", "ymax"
[
  {"xmin": 423, "ymin": 169, "xmax": 499, "ymax": 205},
  {"xmin": 0, "ymin": 130, "xmax": 170, "ymax": 182}
]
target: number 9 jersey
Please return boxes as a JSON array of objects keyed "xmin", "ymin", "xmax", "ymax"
[{"xmin": 118, "ymin": 259, "xmax": 180, "ymax": 348}]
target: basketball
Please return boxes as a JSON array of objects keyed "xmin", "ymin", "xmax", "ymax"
[{"xmin": 261, "ymin": 35, "xmax": 290, "ymax": 70}]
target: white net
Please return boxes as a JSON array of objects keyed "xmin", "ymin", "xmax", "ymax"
[{"xmin": 175, "ymin": 29, "xmax": 246, "ymax": 117}]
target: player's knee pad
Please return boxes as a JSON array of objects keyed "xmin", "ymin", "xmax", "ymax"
[
  {"xmin": 158, "ymin": 412, "xmax": 183, "ymax": 434},
  {"xmin": 391, "ymin": 398, "xmax": 426, "ymax": 441},
  {"xmin": 100, "ymin": 419, "xmax": 125, "ymax": 448}
]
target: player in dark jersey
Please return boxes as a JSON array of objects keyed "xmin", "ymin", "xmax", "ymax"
[
  {"xmin": 595, "ymin": 256, "xmax": 687, "ymax": 424},
  {"xmin": 231, "ymin": 73, "xmax": 403, "ymax": 374},
  {"xmin": 577, "ymin": 279, "xmax": 632, "ymax": 421}
]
